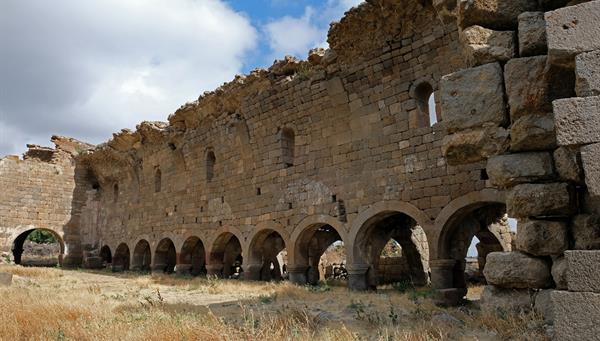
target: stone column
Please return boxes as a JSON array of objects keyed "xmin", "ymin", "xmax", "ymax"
[
  {"xmin": 205, "ymin": 263, "xmax": 224, "ymax": 278},
  {"xmin": 243, "ymin": 263, "xmax": 263, "ymax": 281},
  {"xmin": 287, "ymin": 265, "xmax": 308, "ymax": 285},
  {"xmin": 175, "ymin": 263, "xmax": 192, "ymax": 275},
  {"xmin": 430, "ymin": 259, "xmax": 456, "ymax": 289},
  {"xmin": 347, "ymin": 264, "xmax": 370, "ymax": 291}
]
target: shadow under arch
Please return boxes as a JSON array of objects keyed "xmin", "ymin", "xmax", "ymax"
[
  {"xmin": 207, "ymin": 227, "xmax": 245, "ymax": 279},
  {"xmin": 132, "ymin": 239, "xmax": 152, "ymax": 271},
  {"xmin": 153, "ymin": 238, "xmax": 177, "ymax": 274},
  {"xmin": 113, "ymin": 243, "xmax": 130, "ymax": 271},
  {"xmin": 179, "ymin": 236, "xmax": 207, "ymax": 276},
  {"xmin": 246, "ymin": 222, "xmax": 290, "ymax": 281}
]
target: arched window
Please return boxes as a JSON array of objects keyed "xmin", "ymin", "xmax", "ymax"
[
  {"xmin": 412, "ymin": 81, "xmax": 440, "ymax": 127},
  {"xmin": 280, "ymin": 127, "xmax": 295, "ymax": 168},
  {"xmin": 154, "ymin": 168, "xmax": 161, "ymax": 193},
  {"xmin": 113, "ymin": 183, "xmax": 119, "ymax": 202},
  {"xmin": 206, "ymin": 150, "xmax": 216, "ymax": 181}
]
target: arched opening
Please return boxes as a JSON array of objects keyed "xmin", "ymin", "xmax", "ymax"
[
  {"xmin": 113, "ymin": 183, "xmax": 119, "ymax": 202},
  {"xmin": 154, "ymin": 238, "xmax": 177, "ymax": 274},
  {"xmin": 354, "ymin": 212, "xmax": 429, "ymax": 290},
  {"xmin": 209, "ymin": 232, "xmax": 243, "ymax": 279},
  {"xmin": 206, "ymin": 150, "xmax": 216, "ymax": 181},
  {"xmin": 412, "ymin": 81, "xmax": 439, "ymax": 127},
  {"xmin": 132, "ymin": 240, "xmax": 152, "ymax": 271},
  {"xmin": 248, "ymin": 229, "xmax": 287, "ymax": 281},
  {"xmin": 11, "ymin": 229, "xmax": 64, "ymax": 267},
  {"xmin": 154, "ymin": 168, "xmax": 161, "ymax": 193},
  {"xmin": 438, "ymin": 203, "xmax": 513, "ymax": 301},
  {"xmin": 113, "ymin": 243, "xmax": 130, "ymax": 271},
  {"xmin": 100, "ymin": 245, "xmax": 112, "ymax": 268},
  {"xmin": 293, "ymin": 224, "xmax": 346, "ymax": 285},
  {"xmin": 279, "ymin": 127, "xmax": 295, "ymax": 168},
  {"xmin": 180, "ymin": 237, "xmax": 206, "ymax": 276}
]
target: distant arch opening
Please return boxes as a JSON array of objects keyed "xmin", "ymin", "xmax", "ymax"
[
  {"xmin": 132, "ymin": 240, "xmax": 152, "ymax": 271},
  {"xmin": 209, "ymin": 233, "xmax": 243, "ymax": 279},
  {"xmin": 113, "ymin": 183, "xmax": 119, "ymax": 202},
  {"xmin": 294, "ymin": 224, "xmax": 346, "ymax": 285},
  {"xmin": 180, "ymin": 237, "xmax": 206, "ymax": 276},
  {"xmin": 412, "ymin": 81, "xmax": 439, "ymax": 127},
  {"xmin": 248, "ymin": 230, "xmax": 287, "ymax": 281},
  {"xmin": 154, "ymin": 168, "xmax": 162, "ymax": 193},
  {"xmin": 113, "ymin": 243, "xmax": 130, "ymax": 271},
  {"xmin": 11, "ymin": 229, "xmax": 63, "ymax": 267},
  {"xmin": 100, "ymin": 245, "xmax": 112, "ymax": 268},
  {"xmin": 206, "ymin": 150, "xmax": 216, "ymax": 181},
  {"xmin": 279, "ymin": 127, "xmax": 295, "ymax": 168},
  {"xmin": 154, "ymin": 238, "xmax": 177, "ymax": 274}
]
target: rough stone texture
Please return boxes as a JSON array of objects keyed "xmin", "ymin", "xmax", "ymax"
[
  {"xmin": 534, "ymin": 289, "xmax": 555, "ymax": 324},
  {"xmin": 554, "ymin": 146, "xmax": 584, "ymax": 183},
  {"xmin": 576, "ymin": 50, "xmax": 600, "ymax": 97},
  {"xmin": 510, "ymin": 114, "xmax": 556, "ymax": 152},
  {"xmin": 460, "ymin": 25, "xmax": 516, "ymax": 65},
  {"xmin": 554, "ymin": 95, "xmax": 600, "ymax": 146},
  {"xmin": 441, "ymin": 127, "xmax": 509, "ymax": 165},
  {"xmin": 480, "ymin": 285, "xmax": 533, "ymax": 314},
  {"xmin": 507, "ymin": 183, "xmax": 573, "ymax": 218},
  {"xmin": 0, "ymin": 272, "xmax": 12, "ymax": 286},
  {"xmin": 546, "ymin": 0, "xmax": 600, "ymax": 66},
  {"xmin": 552, "ymin": 257, "xmax": 568, "ymax": 290},
  {"xmin": 518, "ymin": 12, "xmax": 548, "ymax": 57},
  {"xmin": 458, "ymin": 0, "xmax": 540, "ymax": 30},
  {"xmin": 516, "ymin": 219, "xmax": 568, "ymax": 256},
  {"xmin": 484, "ymin": 251, "xmax": 553, "ymax": 289},
  {"xmin": 581, "ymin": 143, "xmax": 600, "ymax": 198},
  {"xmin": 552, "ymin": 290, "xmax": 600, "ymax": 341},
  {"xmin": 486, "ymin": 152, "xmax": 555, "ymax": 188},
  {"xmin": 440, "ymin": 63, "xmax": 507, "ymax": 133},
  {"xmin": 571, "ymin": 214, "xmax": 600, "ymax": 250},
  {"xmin": 566, "ymin": 250, "xmax": 600, "ymax": 293}
]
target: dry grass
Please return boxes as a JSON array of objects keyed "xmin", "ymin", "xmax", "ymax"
[{"xmin": 0, "ymin": 265, "xmax": 549, "ymax": 341}]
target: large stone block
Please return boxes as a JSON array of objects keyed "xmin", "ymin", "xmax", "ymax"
[
  {"xmin": 442, "ymin": 127, "xmax": 509, "ymax": 165},
  {"xmin": 484, "ymin": 252, "xmax": 552, "ymax": 289},
  {"xmin": 510, "ymin": 114, "xmax": 556, "ymax": 151},
  {"xmin": 571, "ymin": 214, "xmax": 600, "ymax": 250},
  {"xmin": 460, "ymin": 25, "xmax": 516, "ymax": 66},
  {"xmin": 581, "ymin": 143, "xmax": 600, "ymax": 198},
  {"xmin": 480, "ymin": 285, "xmax": 533, "ymax": 314},
  {"xmin": 486, "ymin": 152, "xmax": 555, "ymax": 187},
  {"xmin": 507, "ymin": 183, "xmax": 573, "ymax": 218},
  {"xmin": 566, "ymin": 250, "xmax": 600, "ymax": 293},
  {"xmin": 516, "ymin": 219, "xmax": 568, "ymax": 256},
  {"xmin": 552, "ymin": 257, "xmax": 568, "ymax": 290},
  {"xmin": 440, "ymin": 63, "xmax": 507, "ymax": 133},
  {"xmin": 554, "ymin": 146, "xmax": 584, "ymax": 183},
  {"xmin": 546, "ymin": 1, "xmax": 600, "ymax": 66},
  {"xmin": 534, "ymin": 289, "xmax": 555, "ymax": 324},
  {"xmin": 505, "ymin": 56, "xmax": 551, "ymax": 119},
  {"xmin": 576, "ymin": 50, "xmax": 600, "ymax": 97},
  {"xmin": 554, "ymin": 96, "xmax": 600, "ymax": 146},
  {"xmin": 458, "ymin": 0, "xmax": 539, "ymax": 30},
  {"xmin": 518, "ymin": 12, "xmax": 547, "ymax": 57},
  {"xmin": 552, "ymin": 290, "xmax": 600, "ymax": 341}
]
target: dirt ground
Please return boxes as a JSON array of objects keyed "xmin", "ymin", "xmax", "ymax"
[{"xmin": 0, "ymin": 265, "xmax": 549, "ymax": 341}]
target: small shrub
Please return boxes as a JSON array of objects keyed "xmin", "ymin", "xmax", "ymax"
[{"xmin": 26, "ymin": 230, "xmax": 57, "ymax": 244}]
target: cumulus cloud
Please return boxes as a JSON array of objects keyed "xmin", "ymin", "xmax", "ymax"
[
  {"xmin": 0, "ymin": 0, "xmax": 257, "ymax": 156},
  {"xmin": 263, "ymin": 0, "xmax": 363, "ymax": 60}
]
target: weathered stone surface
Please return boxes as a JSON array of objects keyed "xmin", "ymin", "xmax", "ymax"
[
  {"xmin": 510, "ymin": 114, "xmax": 556, "ymax": 151},
  {"xmin": 504, "ymin": 56, "xmax": 550, "ymax": 119},
  {"xmin": 581, "ymin": 143, "xmax": 600, "ymax": 198},
  {"xmin": 440, "ymin": 63, "xmax": 507, "ymax": 133},
  {"xmin": 460, "ymin": 25, "xmax": 515, "ymax": 65},
  {"xmin": 552, "ymin": 257, "xmax": 568, "ymax": 290},
  {"xmin": 518, "ymin": 12, "xmax": 547, "ymax": 56},
  {"xmin": 507, "ymin": 183, "xmax": 573, "ymax": 218},
  {"xmin": 546, "ymin": 1, "xmax": 600, "ymax": 66},
  {"xmin": 566, "ymin": 250, "xmax": 600, "ymax": 293},
  {"xmin": 571, "ymin": 214, "xmax": 600, "ymax": 250},
  {"xmin": 516, "ymin": 219, "xmax": 568, "ymax": 256},
  {"xmin": 486, "ymin": 152, "xmax": 554, "ymax": 187},
  {"xmin": 552, "ymin": 290, "xmax": 600, "ymax": 341},
  {"xmin": 442, "ymin": 127, "xmax": 509, "ymax": 165},
  {"xmin": 554, "ymin": 146, "xmax": 584, "ymax": 183},
  {"xmin": 484, "ymin": 252, "xmax": 552, "ymax": 289},
  {"xmin": 458, "ymin": 0, "xmax": 539, "ymax": 30},
  {"xmin": 534, "ymin": 289, "xmax": 555, "ymax": 324},
  {"xmin": 576, "ymin": 50, "xmax": 600, "ymax": 97},
  {"xmin": 554, "ymin": 96, "xmax": 600, "ymax": 146},
  {"xmin": 0, "ymin": 272, "xmax": 12, "ymax": 286},
  {"xmin": 480, "ymin": 285, "xmax": 532, "ymax": 314}
]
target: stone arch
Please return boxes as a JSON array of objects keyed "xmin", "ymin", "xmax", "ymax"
[
  {"xmin": 179, "ymin": 236, "xmax": 207, "ymax": 276},
  {"xmin": 289, "ymin": 215, "xmax": 348, "ymax": 285},
  {"xmin": 131, "ymin": 239, "xmax": 152, "ymax": 271},
  {"xmin": 246, "ymin": 222, "xmax": 290, "ymax": 281},
  {"xmin": 100, "ymin": 245, "xmax": 112, "ymax": 266},
  {"xmin": 11, "ymin": 228, "xmax": 65, "ymax": 266},
  {"xmin": 153, "ymin": 238, "xmax": 177, "ymax": 273},
  {"xmin": 113, "ymin": 243, "xmax": 130, "ymax": 271},
  {"xmin": 206, "ymin": 148, "xmax": 216, "ymax": 181},
  {"xmin": 347, "ymin": 201, "xmax": 432, "ymax": 290},
  {"xmin": 207, "ymin": 227, "xmax": 245, "ymax": 278},
  {"xmin": 409, "ymin": 76, "xmax": 439, "ymax": 127}
]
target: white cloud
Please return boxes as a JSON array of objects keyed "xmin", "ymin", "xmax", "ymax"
[
  {"xmin": 0, "ymin": 0, "xmax": 257, "ymax": 156},
  {"xmin": 262, "ymin": 0, "xmax": 363, "ymax": 60}
]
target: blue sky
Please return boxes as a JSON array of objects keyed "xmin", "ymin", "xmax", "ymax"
[{"xmin": 0, "ymin": 0, "xmax": 362, "ymax": 156}]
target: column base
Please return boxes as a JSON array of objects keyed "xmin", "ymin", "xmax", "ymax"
[
  {"xmin": 347, "ymin": 264, "xmax": 370, "ymax": 291},
  {"xmin": 287, "ymin": 265, "xmax": 308, "ymax": 285},
  {"xmin": 176, "ymin": 264, "xmax": 192, "ymax": 275}
]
